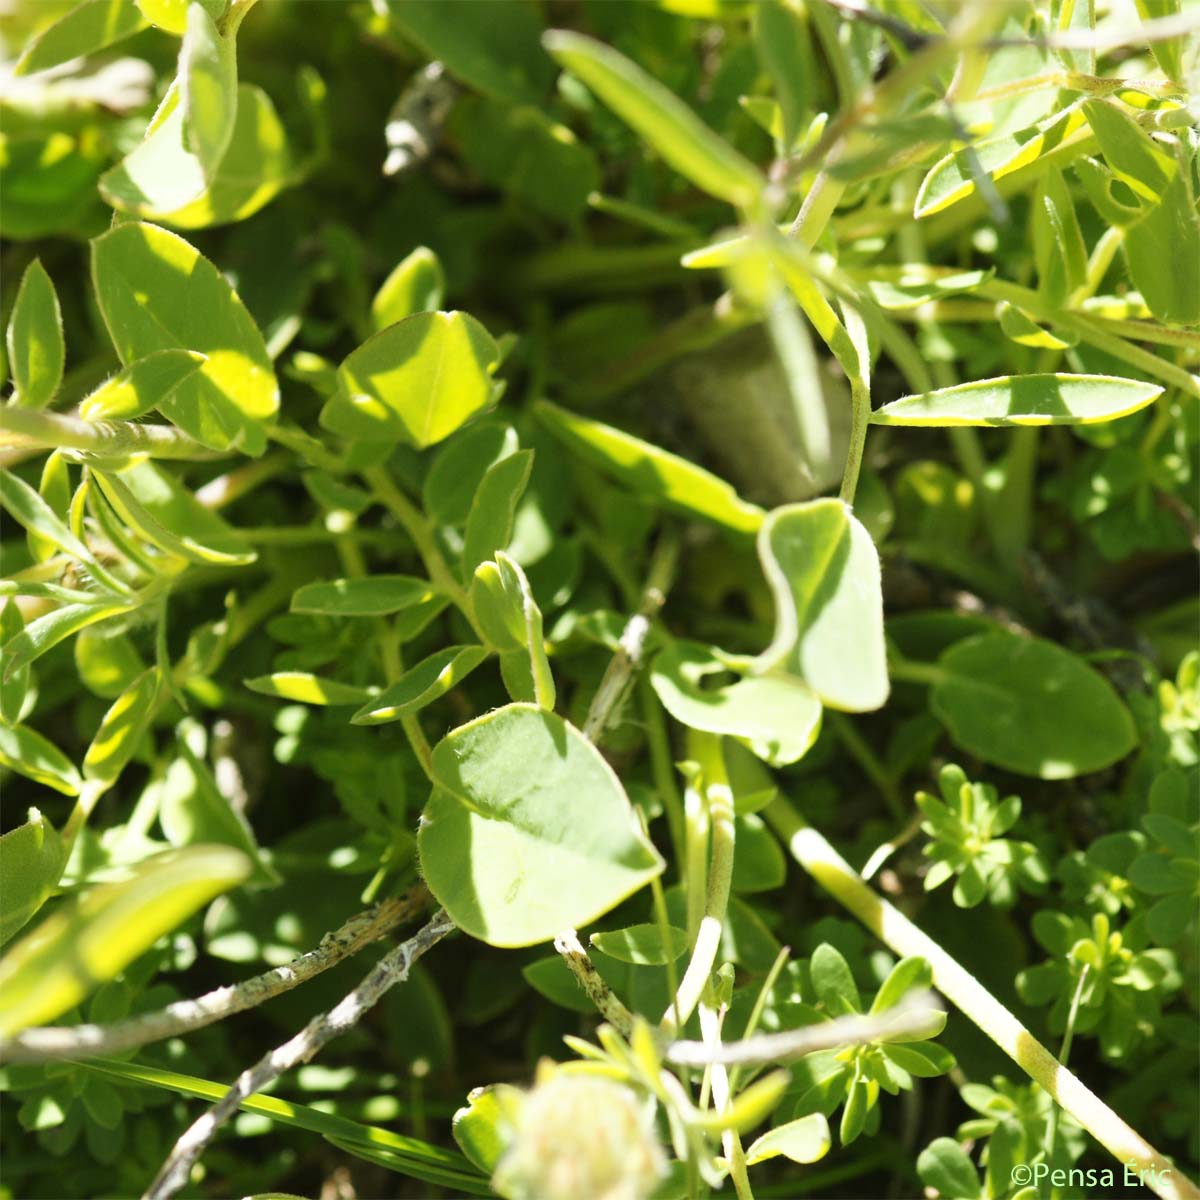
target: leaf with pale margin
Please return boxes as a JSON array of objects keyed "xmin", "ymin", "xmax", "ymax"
[
  {"xmin": 745, "ymin": 1113, "xmax": 831, "ymax": 1166},
  {"xmin": 420, "ymin": 704, "xmax": 663, "ymax": 946},
  {"xmin": 754, "ymin": 500, "xmax": 888, "ymax": 712},
  {"xmin": 351, "ymin": 646, "xmax": 488, "ymax": 725},
  {"xmin": 15, "ymin": 0, "xmax": 148, "ymax": 76},
  {"xmin": 290, "ymin": 575, "xmax": 436, "ymax": 617},
  {"xmin": 180, "ymin": 1, "xmax": 237, "ymax": 178},
  {"xmin": 872, "ymin": 374, "xmax": 1161, "ymax": 427}
]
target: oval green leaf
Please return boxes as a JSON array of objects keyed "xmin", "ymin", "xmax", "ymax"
[
  {"xmin": 372, "ymin": 246, "xmax": 445, "ymax": 332},
  {"xmin": 15, "ymin": 0, "xmax": 149, "ymax": 77},
  {"xmin": 589, "ymin": 923, "xmax": 688, "ymax": 965},
  {"xmin": 0, "ymin": 725, "xmax": 80, "ymax": 796},
  {"xmin": 0, "ymin": 843, "xmax": 250, "ymax": 1036},
  {"xmin": 6, "ymin": 260, "xmax": 64, "ymax": 411},
  {"xmin": 91, "ymin": 222, "xmax": 278, "ymax": 454},
  {"xmin": 872, "ymin": 374, "xmax": 1162, "ymax": 427},
  {"xmin": 745, "ymin": 1113, "xmax": 831, "ymax": 1166},
  {"xmin": 320, "ymin": 311, "xmax": 499, "ymax": 449},
  {"xmin": 0, "ymin": 809, "xmax": 65, "ymax": 946},
  {"xmin": 420, "ymin": 704, "xmax": 663, "ymax": 946},
  {"xmin": 79, "ymin": 350, "xmax": 207, "ymax": 421},
  {"xmin": 931, "ymin": 632, "xmax": 1138, "ymax": 779}
]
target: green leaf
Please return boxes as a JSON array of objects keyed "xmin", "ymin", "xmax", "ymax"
[
  {"xmin": 3, "ymin": 602, "xmax": 135, "ymax": 680},
  {"xmin": 99, "ymin": 84, "xmax": 297, "ymax": 229},
  {"xmin": 86, "ymin": 1058, "xmax": 489, "ymax": 1194},
  {"xmin": 1081, "ymin": 99, "xmax": 1200, "ymax": 324},
  {"xmin": 420, "ymin": 704, "xmax": 663, "ymax": 946},
  {"xmin": 810, "ymin": 943, "xmax": 860, "ymax": 1014},
  {"xmin": 290, "ymin": 575, "xmax": 437, "ymax": 617},
  {"xmin": 930, "ymin": 632, "xmax": 1138, "ymax": 779},
  {"xmin": 6, "ymin": 260, "xmax": 64, "ymax": 411},
  {"xmin": 244, "ymin": 673, "xmax": 375, "ymax": 706},
  {"xmin": 917, "ymin": 1137, "xmax": 983, "ymax": 1200},
  {"xmin": 753, "ymin": 0, "xmax": 814, "ymax": 152},
  {"xmin": 521, "ymin": 955, "xmax": 601, "ymax": 1013},
  {"xmin": 0, "ymin": 810, "xmax": 66, "ymax": 945},
  {"xmin": 744, "ymin": 1113, "xmax": 831, "ymax": 1166},
  {"xmin": 461, "ymin": 450, "xmax": 533, "ymax": 578},
  {"xmin": 372, "ymin": 247, "xmax": 445, "ymax": 332},
  {"xmin": 91, "ymin": 222, "xmax": 278, "ymax": 454},
  {"xmin": 873, "ymin": 374, "xmax": 1162, "ymax": 427},
  {"xmin": 754, "ymin": 500, "xmax": 888, "ymax": 712},
  {"xmin": 883, "ymin": 1041, "xmax": 955, "ymax": 1077},
  {"xmin": 589, "ymin": 923, "xmax": 688, "ymax": 965},
  {"xmin": 650, "ymin": 640, "xmax": 821, "ymax": 766},
  {"xmin": 870, "ymin": 956, "xmax": 932, "ymax": 1014},
  {"xmin": 350, "ymin": 646, "xmax": 488, "ymax": 725},
  {"xmin": 915, "ymin": 105, "xmax": 1087, "ymax": 218},
  {"xmin": 0, "ymin": 844, "xmax": 250, "ymax": 1036},
  {"xmin": 78, "ymin": 350, "xmax": 207, "ymax": 421},
  {"xmin": 0, "ymin": 725, "xmax": 81, "ymax": 796},
  {"xmin": 180, "ymin": 1, "xmax": 237, "ymax": 179},
  {"xmin": 384, "ymin": 0, "xmax": 553, "ymax": 105},
  {"xmin": 320, "ymin": 311, "xmax": 499, "ymax": 449},
  {"xmin": 731, "ymin": 813, "xmax": 786, "ymax": 893},
  {"xmin": 0, "ymin": 469, "xmax": 130, "ymax": 597},
  {"xmin": 135, "ymin": 0, "xmax": 222, "ymax": 35},
  {"xmin": 535, "ymin": 401, "xmax": 764, "ymax": 535},
  {"xmin": 158, "ymin": 721, "xmax": 279, "ymax": 885},
  {"xmin": 471, "ymin": 554, "xmax": 554, "ymax": 710},
  {"xmin": 864, "ymin": 268, "xmax": 992, "ymax": 310},
  {"xmin": 1033, "ymin": 167, "xmax": 1087, "ymax": 307},
  {"xmin": 452, "ymin": 1085, "xmax": 520, "ymax": 1175},
  {"xmin": 15, "ymin": 0, "xmax": 149, "ymax": 76},
  {"xmin": 82, "ymin": 667, "xmax": 161, "ymax": 789},
  {"xmin": 27, "ymin": 451, "xmax": 71, "ymax": 565},
  {"xmin": 424, "ymin": 423, "xmax": 519, "ymax": 528},
  {"xmin": 1134, "ymin": 0, "xmax": 1184, "ymax": 80},
  {"xmin": 75, "ymin": 633, "xmax": 144, "ymax": 700},
  {"xmin": 543, "ymin": 31, "xmax": 763, "ymax": 209},
  {"xmin": 997, "ymin": 304, "xmax": 1075, "ymax": 351},
  {"xmin": 92, "ymin": 464, "xmax": 256, "ymax": 567},
  {"xmin": 0, "ymin": 602, "xmax": 31, "ymax": 724}
]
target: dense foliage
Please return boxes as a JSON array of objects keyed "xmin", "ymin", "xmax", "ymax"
[{"xmin": 0, "ymin": 1, "xmax": 1197, "ymax": 1198}]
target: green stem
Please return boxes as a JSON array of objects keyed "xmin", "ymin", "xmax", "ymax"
[
  {"xmin": 0, "ymin": 407, "xmax": 228, "ymax": 461},
  {"xmin": 640, "ymin": 680, "xmax": 687, "ymax": 873},
  {"xmin": 839, "ymin": 375, "xmax": 871, "ymax": 505},
  {"xmin": 664, "ymin": 735, "xmax": 735, "ymax": 1037},
  {"xmin": 887, "ymin": 657, "xmax": 946, "ymax": 687},
  {"xmin": 828, "ymin": 712, "xmax": 904, "ymax": 822},
  {"xmin": 764, "ymin": 797, "xmax": 1199, "ymax": 1200}
]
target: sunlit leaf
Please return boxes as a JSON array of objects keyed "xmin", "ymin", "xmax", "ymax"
[
  {"xmin": 0, "ymin": 808, "xmax": 65, "ymax": 946},
  {"xmin": 351, "ymin": 646, "xmax": 488, "ymax": 725},
  {"xmin": 15, "ymin": 0, "xmax": 149, "ymax": 76},
  {"xmin": 6, "ymin": 260, "xmax": 64, "ymax": 411}
]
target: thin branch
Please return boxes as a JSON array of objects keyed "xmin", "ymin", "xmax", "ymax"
[
  {"xmin": 553, "ymin": 930, "xmax": 635, "ymax": 1037},
  {"xmin": 668, "ymin": 991, "xmax": 942, "ymax": 1068},
  {"xmin": 582, "ymin": 531, "xmax": 679, "ymax": 742},
  {"xmin": 144, "ymin": 908, "xmax": 455, "ymax": 1200},
  {"xmin": 1, "ymin": 886, "xmax": 432, "ymax": 1065}
]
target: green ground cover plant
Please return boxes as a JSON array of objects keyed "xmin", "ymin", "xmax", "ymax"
[{"xmin": 0, "ymin": 1, "xmax": 1197, "ymax": 1198}]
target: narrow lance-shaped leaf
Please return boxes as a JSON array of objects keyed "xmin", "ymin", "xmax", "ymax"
[
  {"xmin": 871, "ymin": 374, "xmax": 1162, "ymax": 427},
  {"xmin": 179, "ymin": 0, "xmax": 238, "ymax": 178},
  {"xmin": 0, "ymin": 602, "xmax": 31, "ymax": 724},
  {"xmin": 27, "ymin": 451, "xmax": 71, "ymax": 565},
  {"xmin": 82, "ymin": 666, "xmax": 162, "ymax": 789},
  {"xmin": 1032, "ymin": 167, "xmax": 1087, "ymax": 307},
  {"xmin": 460, "ymin": 450, "xmax": 533, "ymax": 578},
  {"xmin": 535, "ymin": 400, "xmax": 765, "ymax": 535},
  {"xmin": 351, "ymin": 646, "xmax": 489, "ymax": 725},
  {"xmin": 244, "ymin": 672, "xmax": 376, "ymax": 707},
  {"xmin": 542, "ymin": 30, "xmax": 764, "ymax": 210},
  {"xmin": 291, "ymin": 575, "xmax": 436, "ymax": 617},
  {"xmin": 3, "ymin": 602, "xmax": 135, "ymax": 681},
  {"xmin": 0, "ymin": 725, "xmax": 81, "ymax": 796},
  {"xmin": 0, "ymin": 844, "xmax": 250, "ymax": 1035},
  {"xmin": 6, "ymin": 260, "xmax": 64, "ymax": 411}
]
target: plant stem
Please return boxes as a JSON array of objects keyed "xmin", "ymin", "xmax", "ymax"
[
  {"xmin": 0, "ymin": 407, "xmax": 228, "ymax": 461},
  {"xmin": 0, "ymin": 887, "xmax": 430, "ymax": 1064},
  {"xmin": 663, "ymin": 735, "xmax": 736, "ymax": 1036},
  {"xmin": 698, "ymin": 1001, "xmax": 754, "ymax": 1200},
  {"xmin": 828, "ymin": 712, "xmax": 905, "ymax": 821},
  {"xmin": 764, "ymin": 797, "xmax": 1200, "ymax": 1200}
]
